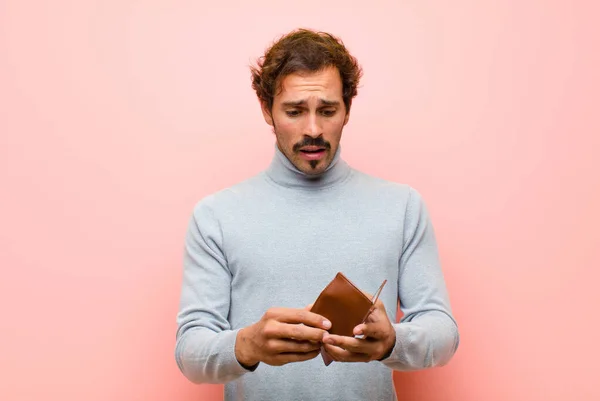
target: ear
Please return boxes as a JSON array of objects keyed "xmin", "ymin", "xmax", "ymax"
[
  {"xmin": 343, "ymin": 111, "xmax": 350, "ymax": 126},
  {"xmin": 260, "ymin": 100, "xmax": 274, "ymax": 127}
]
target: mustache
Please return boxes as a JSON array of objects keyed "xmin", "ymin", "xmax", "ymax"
[{"xmin": 292, "ymin": 137, "xmax": 331, "ymax": 152}]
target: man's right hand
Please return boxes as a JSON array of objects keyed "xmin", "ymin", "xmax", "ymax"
[{"xmin": 235, "ymin": 307, "xmax": 331, "ymax": 367}]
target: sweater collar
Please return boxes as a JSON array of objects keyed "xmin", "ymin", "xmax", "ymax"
[{"xmin": 265, "ymin": 143, "xmax": 351, "ymax": 189}]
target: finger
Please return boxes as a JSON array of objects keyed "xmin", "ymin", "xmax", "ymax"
[
  {"xmin": 362, "ymin": 304, "xmax": 390, "ymax": 328},
  {"xmin": 267, "ymin": 339, "xmax": 322, "ymax": 354},
  {"xmin": 362, "ymin": 321, "xmax": 391, "ymax": 339},
  {"xmin": 304, "ymin": 303, "xmax": 314, "ymax": 311},
  {"xmin": 274, "ymin": 322, "xmax": 328, "ymax": 343},
  {"xmin": 323, "ymin": 344, "xmax": 370, "ymax": 363},
  {"xmin": 322, "ymin": 334, "xmax": 377, "ymax": 355},
  {"xmin": 353, "ymin": 323, "xmax": 366, "ymax": 336},
  {"xmin": 358, "ymin": 302, "xmax": 386, "ymax": 327},
  {"xmin": 271, "ymin": 308, "xmax": 331, "ymax": 330}
]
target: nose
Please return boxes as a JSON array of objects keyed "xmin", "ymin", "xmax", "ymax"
[{"xmin": 304, "ymin": 112, "xmax": 322, "ymax": 138}]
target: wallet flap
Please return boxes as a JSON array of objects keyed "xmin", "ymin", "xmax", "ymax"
[
  {"xmin": 310, "ymin": 272, "xmax": 373, "ymax": 337},
  {"xmin": 310, "ymin": 272, "xmax": 387, "ymax": 366}
]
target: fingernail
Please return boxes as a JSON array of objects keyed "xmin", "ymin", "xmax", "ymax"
[{"xmin": 323, "ymin": 320, "xmax": 331, "ymax": 329}]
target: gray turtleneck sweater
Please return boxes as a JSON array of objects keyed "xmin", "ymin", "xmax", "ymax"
[{"xmin": 175, "ymin": 145, "xmax": 459, "ymax": 401}]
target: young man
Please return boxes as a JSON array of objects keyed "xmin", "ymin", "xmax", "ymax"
[{"xmin": 175, "ymin": 29, "xmax": 459, "ymax": 401}]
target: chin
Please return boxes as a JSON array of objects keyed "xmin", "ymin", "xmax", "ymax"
[
  {"xmin": 298, "ymin": 160, "xmax": 330, "ymax": 176},
  {"xmin": 302, "ymin": 168, "xmax": 326, "ymax": 176}
]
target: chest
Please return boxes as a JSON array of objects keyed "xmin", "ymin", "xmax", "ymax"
[{"xmin": 223, "ymin": 194, "xmax": 404, "ymax": 306}]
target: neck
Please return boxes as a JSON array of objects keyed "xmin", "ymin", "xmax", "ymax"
[{"xmin": 265, "ymin": 143, "xmax": 351, "ymax": 189}]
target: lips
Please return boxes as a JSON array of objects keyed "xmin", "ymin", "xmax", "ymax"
[
  {"xmin": 298, "ymin": 146, "xmax": 327, "ymax": 161},
  {"xmin": 299, "ymin": 146, "xmax": 326, "ymax": 153}
]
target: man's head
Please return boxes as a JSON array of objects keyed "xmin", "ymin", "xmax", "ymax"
[{"xmin": 251, "ymin": 29, "xmax": 362, "ymax": 175}]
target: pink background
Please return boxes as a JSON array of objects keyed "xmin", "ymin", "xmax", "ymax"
[{"xmin": 1, "ymin": 1, "xmax": 599, "ymax": 400}]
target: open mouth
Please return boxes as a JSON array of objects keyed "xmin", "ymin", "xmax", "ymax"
[{"xmin": 298, "ymin": 146, "xmax": 327, "ymax": 161}]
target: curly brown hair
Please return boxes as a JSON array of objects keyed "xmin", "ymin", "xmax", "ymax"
[{"xmin": 250, "ymin": 28, "xmax": 363, "ymax": 113}]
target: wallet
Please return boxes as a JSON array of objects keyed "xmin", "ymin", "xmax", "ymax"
[{"xmin": 310, "ymin": 272, "xmax": 387, "ymax": 366}]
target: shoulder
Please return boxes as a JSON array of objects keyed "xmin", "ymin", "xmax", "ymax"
[
  {"xmin": 349, "ymin": 169, "xmax": 434, "ymax": 240},
  {"xmin": 349, "ymin": 168, "xmax": 425, "ymax": 205},
  {"xmin": 191, "ymin": 172, "xmax": 267, "ymax": 220}
]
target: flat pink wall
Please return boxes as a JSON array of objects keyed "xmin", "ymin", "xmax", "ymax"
[{"xmin": 1, "ymin": 1, "xmax": 599, "ymax": 400}]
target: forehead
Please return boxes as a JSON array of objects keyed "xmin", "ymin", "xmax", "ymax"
[{"xmin": 275, "ymin": 67, "xmax": 343, "ymax": 103}]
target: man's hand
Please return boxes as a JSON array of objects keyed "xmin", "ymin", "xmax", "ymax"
[
  {"xmin": 235, "ymin": 306, "xmax": 331, "ymax": 367},
  {"xmin": 322, "ymin": 298, "xmax": 396, "ymax": 363}
]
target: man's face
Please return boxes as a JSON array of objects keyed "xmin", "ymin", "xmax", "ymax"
[{"xmin": 261, "ymin": 66, "xmax": 350, "ymax": 176}]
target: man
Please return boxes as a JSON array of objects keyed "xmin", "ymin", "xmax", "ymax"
[{"xmin": 175, "ymin": 29, "xmax": 459, "ymax": 401}]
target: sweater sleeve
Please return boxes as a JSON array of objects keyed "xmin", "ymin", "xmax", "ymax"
[
  {"xmin": 381, "ymin": 188, "xmax": 460, "ymax": 371},
  {"xmin": 175, "ymin": 201, "xmax": 255, "ymax": 384}
]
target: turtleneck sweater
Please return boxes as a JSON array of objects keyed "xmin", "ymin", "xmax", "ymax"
[{"xmin": 175, "ymin": 144, "xmax": 459, "ymax": 401}]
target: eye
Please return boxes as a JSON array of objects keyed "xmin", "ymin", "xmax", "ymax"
[
  {"xmin": 320, "ymin": 109, "xmax": 336, "ymax": 117},
  {"xmin": 286, "ymin": 110, "xmax": 302, "ymax": 117}
]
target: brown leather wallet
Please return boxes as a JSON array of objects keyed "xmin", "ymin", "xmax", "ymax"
[{"xmin": 310, "ymin": 272, "xmax": 387, "ymax": 365}]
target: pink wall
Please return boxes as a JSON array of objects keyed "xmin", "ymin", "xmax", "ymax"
[{"xmin": 1, "ymin": 1, "xmax": 599, "ymax": 400}]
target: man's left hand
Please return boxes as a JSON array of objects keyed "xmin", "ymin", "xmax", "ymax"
[{"xmin": 322, "ymin": 298, "xmax": 396, "ymax": 362}]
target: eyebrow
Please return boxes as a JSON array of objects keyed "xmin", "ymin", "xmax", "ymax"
[{"xmin": 281, "ymin": 99, "xmax": 341, "ymax": 107}]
